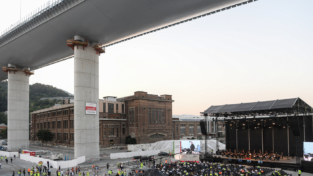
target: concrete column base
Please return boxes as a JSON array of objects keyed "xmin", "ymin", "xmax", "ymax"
[
  {"xmin": 7, "ymin": 71, "xmax": 29, "ymax": 151},
  {"xmin": 74, "ymin": 44, "xmax": 100, "ymax": 160}
]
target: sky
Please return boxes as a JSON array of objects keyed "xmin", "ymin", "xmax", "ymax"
[{"xmin": 0, "ymin": 0, "xmax": 312, "ymax": 116}]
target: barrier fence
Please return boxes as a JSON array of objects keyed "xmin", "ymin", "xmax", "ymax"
[{"xmin": 20, "ymin": 153, "xmax": 85, "ymax": 169}]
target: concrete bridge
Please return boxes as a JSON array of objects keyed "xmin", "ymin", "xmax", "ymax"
[{"xmin": 0, "ymin": 0, "xmax": 258, "ymax": 159}]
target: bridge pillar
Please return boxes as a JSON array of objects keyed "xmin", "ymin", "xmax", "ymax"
[
  {"xmin": 73, "ymin": 39, "xmax": 100, "ymax": 160},
  {"xmin": 7, "ymin": 69, "xmax": 30, "ymax": 151}
]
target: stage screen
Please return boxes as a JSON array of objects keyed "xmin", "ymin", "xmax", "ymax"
[
  {"xmin": 303, "ymin": 142, "xmax": 313, "ymax": 161},
  {"xmin": 181, "ymin": 140, "xmax": 201, "ymax": 154}
]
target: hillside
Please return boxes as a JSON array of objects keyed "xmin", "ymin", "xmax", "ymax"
[{"xmin": 0, "ymin": 81, "xmax": 72, "ymax": 124}]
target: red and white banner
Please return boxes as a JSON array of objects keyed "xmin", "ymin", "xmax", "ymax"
[{"xmin": 86, "ymin": 102, "xmax": 97, "ymax": 114}]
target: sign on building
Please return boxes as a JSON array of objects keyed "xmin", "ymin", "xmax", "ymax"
[{"xmin": 86, "ymin": 102, "xmax": 97, "ymax": 114}]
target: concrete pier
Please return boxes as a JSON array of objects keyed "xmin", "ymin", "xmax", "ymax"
[
  {"xmin": 7, "ymin": 71, "xmax": 29, "ymax": 151},
  {"xmin": 74, "ymin": 44, "xmax": 100, "ymax": 159}
]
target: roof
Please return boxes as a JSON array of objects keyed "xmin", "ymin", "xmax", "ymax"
[
  {"xmin": 204, "ymin": 98, "xmax": 312, "ymax": 115},
  {"xmin": 0, "ymin": 0, "xmax": 254, "ymax": 81}
]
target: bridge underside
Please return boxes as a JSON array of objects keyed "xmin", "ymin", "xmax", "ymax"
[{"xmin": 0, "ymin": 0, "xmax": 251, "ymax": 80}]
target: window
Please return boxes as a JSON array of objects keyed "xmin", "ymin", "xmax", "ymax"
[
  {"xmin": 109, "ymin": 127, "xmax": 114, "ymax": 136},
  {"xmin": 40, "ymin": 123, "xmax": 43, "ymax": 129},
  {"xmin": 57, "ymin": 133, "xmax": 61, "ymax": 140},
  {"xmin": 70, "ymin": 109, "xmax": 74, "ymax": 114},
  {"xmin": 177, "ymin": 125, "xmax": 178, "ymax": 133},
  {"xmin": 48, "ymin": 122, "xmax": 50, "ymax": 129},
  {"xmin": 44, "ymin": 122, "xmax": 46, "ymax": 129},
  {"xmin": 52, "ymin": 122, "xmax": 55, "ymax": 129},
  {"xmin": 129, "ymin": 108, "xmax": 135, "ymax": 124},
  {"xmin": 70, "ymin": 133, "xmax": 74, "ymax": 141},
  {"xmin": 155, "ymin": 109, "xmax": 158, "ymax": 124},
  {"xmin": 162, "ymin": 109, "xmax": 164, "ymax": 123},
  {"xmin": 152, "ymin": 108, "xmax": 155, "ymax": 124},
  {"xmin": 37, "ymin": 123, "xmax": 39, "ymax": 129},
  {"xmin": 122, "ymin": 128, "xmax": 125, "ymax": 135},
  {"xmin": 63, "ymin": 120, "xmax": 68, "ymax": 128},
  {"xmin": 63, "ymin": 133, "xmax": 68, "ymax": 141},
  {"xmin": 159, "ymin": 109, "xmax": 161, "ymax": 124},
  {"xmin": 116, "ymin": 104, "xmax": 118, "ymax": 111},
  {"xmin": 180, "ymin": 124, "xmax": 186, "ymax": 135},
  {"xmin": 70, "ymin": 120, "xmax": 74, "ymax": 128},
  {"xmin": 103, "ymin": 103, "xmax": 106, "ymax": 113},
  {"xmin": 103, "ymin": 128, "xmax": 106, "ymax": 138},
  {"xmin": 189, "ymin": 124, "xmax": 194, "ymax": 135},
  {"xmin": 57, "ymin": 111, "xmax": 62, "ymax": 116},
  {"xmin": 48, "ymin": 112, "xmax": 50, "ymax": 117},
  {"xmin": 122, "ymin": 104, "xmax": 124, "ymax": 113},
  {"xmin": 108, "ymin": 103, "xmax": 114, "ymax": 113},
  {"xmin": 63, "ymin": 110, "xmax": 68, "ymax": 115},
  {"xmin": 197, "ymin": 124, "xmax": 201, "ymax": 134},
  {"xmin": 52, "ymin": 111, "xmax": 56, "ymax": 116},
  {"xmin": 57, "ymin": 121, "xmax": 61, "ymax": 128},
  {"xmin": 117, "ymin": 128, "xmax": 119, "ymax": 137},
  {"xmin": 149, "ymin": 108, "xmax": 151, "ymax": 124}
]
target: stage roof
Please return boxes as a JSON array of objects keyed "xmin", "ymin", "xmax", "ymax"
[
  {"xmin": 0, "ymin": 0, "xmax": 253, "ymax": 81},
  {"xmin": 204, "ymin": 98, "xmax": 312, "ymax": 116}
]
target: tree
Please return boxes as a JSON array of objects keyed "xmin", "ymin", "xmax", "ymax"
[
  {"xmin": 0, "ymin": 112, "xmax": 7, "ymax": 125},
  {"xmin": 125, "ymin": 135, "xmax": 137, "ymax": 144},
  {"xmin": 0, "ymin": 128, "xmax": 7, "ymax": 139},
  {"xmin": 36, "ymin": 129, "xmax": 54, "ymax": 145}
]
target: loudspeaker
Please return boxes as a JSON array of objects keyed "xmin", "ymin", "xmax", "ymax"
[
  {"xmin": 200, "ymin": 121, "xmax": 207, "ymax": 135},
  {"xmin": 290, "ymin": 117, "xmax": 300, "ymax": 136}
]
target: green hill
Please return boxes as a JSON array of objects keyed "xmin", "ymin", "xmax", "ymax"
[{"xmin": 0, "ymin": 81, "xmax": 72, "ymax": 124}]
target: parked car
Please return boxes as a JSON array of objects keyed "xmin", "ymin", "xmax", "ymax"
[{"xmin": 158, "ymin": 152, "xmax": 169, "ymax": 156}]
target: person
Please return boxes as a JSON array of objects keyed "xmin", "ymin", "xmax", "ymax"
[
  {"xmin": 76, "ymin": 167, "xmax": 78, "ymax": 174},
  {"xmin": 61, "ymin": 170, "xmax": 64, "ymax": 176},
  {"xmin": 13, "ymin": 171, "xmax": 15, "ymax": 176},
  {"xmin": 1, "ymin": 156, "xmax": 3, "ymax": 161},
  {"xmin": 190, "ymin": 142, "xmax": 195, "ymax": 151},
  {"xmin": 30, "ymin": 170, "xmax": 33, "ymax": 176},
  {"xmin": 140, "ymin": 162, "xmax": 143, "ymax": 169},
  {"xmin": 0, "ymin": 162, "xmax": 1, "ymax": 169},
  {"xmin": 6, "ymin": 157, "xmax": 8, "ymax": 164},
  {"xmin": 47, "ymin": 161, "xmax": 49, "ymax": 169},
  {"xmin": 23, "ymin": 169, "xmax": 26, "ymax": 176},
  {"xmin": 121, "ymin": 163, "xmax": 123, "ymax": 170},
  {"xmin": 28, "ymin": 168, "xmax": 31, "ymax": 175},
  {"xmin": 298, "ymin": 169, "xmax": 301, "ymax": 176},
  {"xmin": 18, "ymin": 170, "xmax": 21, "ymax": 176},
  {"xmin": 11, "ymin": 157, "xmax": 13, "ymax": 163},
  {"xmin": 107, "ymin": 163, "xmax": 109, "ymax": 170},
  {"xmin": 78, "ymin": 167, "xmax": 81, "ymax": 173},
  {"xmin": 48, "ymin": 169, "xmax": 51, "ymax": 176}
]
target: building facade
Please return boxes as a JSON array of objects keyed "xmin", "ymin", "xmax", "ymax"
[{"xmin": 30, "ymin": 91, "xmax": 206, "ymax": 146}]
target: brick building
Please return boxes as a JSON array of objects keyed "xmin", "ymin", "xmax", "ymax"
[{"xmin": 30, "ymin": 91, "xmax": 213, "ymax": 146}]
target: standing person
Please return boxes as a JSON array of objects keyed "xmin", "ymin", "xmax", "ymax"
[
  {"xmin": 13, "ymin": 171, "xmax": 15, "ymax": 176},
  {"xmin": 298, "ymin": 169, "xmax": 301, "ymax": 176},
  {"xmin": 11, "ymin": 157, "xmax": 13, "ymax": 163},
  {"xmin": 47, "ymin": 161, "xmax": 49, "ymax": 169},
  {"xmin": 6, "ymin": 157, "xmax": 8, "ymax": 164},
  {"xmin": 1, "ymin": 156, "xmax": 3, "ymax": 161},
  {"xmin": 0, "ymin": 162, "xmax": 1, "ymax": 169},
  {"xmin": 23, "ymin": 169, "xmax": 26, "ymax": 176},
  {"xmin": 76, "ymin": 167, "xmax": 78, "ymax": 174},
  {"xmin": 28, "ymin": 168, "xmax": 31, "ymax": 175},
  {"xmin": 121, "ymin": 163, "xmax": 123, "ymax": 171},
  {"xmin": 18, "ymin": 170, "xmax": 21, "ymax": 176},
  {"xmin": 78, "ymin": 167, "xmax": 81, "ymax": 173},
  {"xmin": 48, "ymin": 168, "xmax": 51, "ymax": 176},
  {"xmin": 61, "ymin": 170, "xmax": 64, "ymax": 176},
  {"xmin": 107, "ymin": 163, "xmax": 109, "ymax": 170}
]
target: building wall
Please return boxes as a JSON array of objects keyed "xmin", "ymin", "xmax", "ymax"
[{"xmin": 30, "ymin": 91, "xmax": 205, "ymax": 146}]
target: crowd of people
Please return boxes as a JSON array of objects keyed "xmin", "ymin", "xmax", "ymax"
[{"xmin": 150, "ymin": 161, "xmax": 290, "ymax": 176}]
